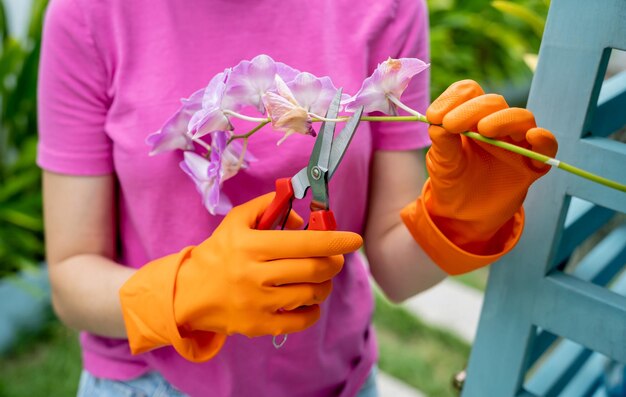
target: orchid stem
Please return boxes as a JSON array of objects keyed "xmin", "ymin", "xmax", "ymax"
[
  {"xmin": 310, "ymin": 115, "xmax": 426, "ymax": 123},
  {"xmin": 228, "ymin": 120, "xmax": 270, "ymax": 144},
  {"xmin": 235, "ymin": 138, "xmax": 249, "ymax": 172},
  {"xmin": 225, "ymin": 108, "xmax": 625, "ymax": 192},
  {"xmin": 380, "ymin": 101, "xmax": 626, "ymax": 193},
  {"xmin": 308, "ymin": 113, "xmax": 345, "ymax": 122},
  {"xmin": 462, "ymin": 132, "xmax": 626, "ymax": 192}
]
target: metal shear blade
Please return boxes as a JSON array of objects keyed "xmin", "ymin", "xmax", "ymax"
[{"xmin": 292, "ymin": 90, "xmax": 364, "ymax": 206}]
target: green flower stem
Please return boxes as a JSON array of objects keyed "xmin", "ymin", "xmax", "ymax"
[
  {"xmin": 463, "ymin": 131, "xmax": 626, "ymax": 192},
  {"xmin": 310, "ymin": 115, "xmax": 429, "ymax": 123},
  {"xmin": 228, "ymin": 120, "xmax": 270, "ymax": 144},
  {"xmin": 225, "ymin": 110, "xmax": 625, "ymax": 193}
]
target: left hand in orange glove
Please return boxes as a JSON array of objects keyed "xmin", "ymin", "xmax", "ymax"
[{"xmin": 401, "ymin": 80, "xmax": 558, "ymax": 275}]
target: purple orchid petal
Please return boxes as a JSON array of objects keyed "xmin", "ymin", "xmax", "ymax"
[
  {"xmin": 179, "ymin": 131, "xmax": 255, "ymax": 215},
  {"xmin": 379, "ymin": 58, "xmax": 430, "ymax": 98},
  {"xmin": 189, "ymin": 107, "xmax": 232, "ymax": 139},
  {"xmin": 248, "ymin": 55, "xmax": 277, "ymax": 85},
  {"xmin": 188, "ymin": 71, "xmax": 236, "ymax": 139},
  {"xmin": 225, "ymin": 54, "xmax": 300, "ymax": 113},
  {"xmin": 344, "ymin": 86, "xmax": 396, "ymax": 115},
  {"xmin": 344, "ymin": 58, "xmax": 429, "ymax": 114},
  {"xmin": 180, "ymin": 151, "xmax": 220, "ymax": 214},
  {"xmin": 180, "ymin": 150, "xmax": 232, "ymax": 215},
  {"xmin": 201, "ymin": 70, "xmax": 229, "ymax": 109},
  {"xmin": 288, "ymin": 73, "xmax": 350, "ymax": 115},
  {"xmin": 215, "ymin": 131, "xmax": 256, "ymax": 181},
  {"xmin": 211, "ymin": 130, "xmax": 255, "ymax": 178},
  {"xmin": 275, "ymin": 62, "xmax": 300, "ymax": 82},
  {"xmin": 288, "ymin": 72, "xmax": 322, "ymax": 110},
  {"xmin": 146, "ymin": 89, "xmax": 203, "ymax": 155},
  {"xmin": 181, "ymin": 150, "xmax": 212, "ymax": 181}
]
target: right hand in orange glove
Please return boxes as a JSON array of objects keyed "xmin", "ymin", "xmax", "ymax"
[
  {"xmin": 401, "ymin": 80, "xmax": 558, "ymax": 275},
  {"xmin": 119, "ymin": 193, "xmax": 363, "ymax": 362}
]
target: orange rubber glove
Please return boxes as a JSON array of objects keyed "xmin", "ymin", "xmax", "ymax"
[
  {"xmin": 119, "ymin": 193, "xmax": 363, "ymax": 362},
  {"xmin": 401, "ymin": 80, "xmax": 558, "ymax": 275}
]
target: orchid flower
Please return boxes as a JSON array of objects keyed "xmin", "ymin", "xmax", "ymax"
[
  {"xmin": 287, "ymin": 72, "xmax": 350, "ymax": 116},
  {"xmin": 179, "ymin": 131, "xmax": 254, "ymax": 215},
  {"xmin": 148, "ymin": 55, "xmax": 621, "ymax": 213},
  {"xmin": 188, "ymin": 70, "xmax": 237, "ymax": 140},
  {"xmin": 225, "ymin": 54, "xmax": 300, "ymax": 113},
  {"xmin": 262, "ymin": 75, "xmax": 316, "ymax": 145},
  {"xmin": 344, "ymin": 57, "xmax": 429, "ymax": 115},
  {"xmin": 145, "ymin": 89, "xmax": 203, "ymax": 155}
]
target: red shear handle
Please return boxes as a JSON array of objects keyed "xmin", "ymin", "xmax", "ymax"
[
  {"xmin": 257, "ymin": 178, "xmax": 295, "ymax": 230},
  {"xmin": 309, "ymin": 210, "xmax": 337, "ymax": 231}
]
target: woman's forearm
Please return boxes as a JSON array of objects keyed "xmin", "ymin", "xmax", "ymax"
[
  {"xmin": 366, "ymin": 221, "xmax": 446, "ymax": 303},
  {"xmin": 364, "ymin": 150, "xmax": 446, "ymax": 303},
  {"xmin": 49, "ymin": 254, "xmax": 135, "ymax": 338}
]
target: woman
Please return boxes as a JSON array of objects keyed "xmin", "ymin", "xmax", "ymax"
[{"xmin": 37, "ymin": 0, "xmax": 557, "ymax": 396}]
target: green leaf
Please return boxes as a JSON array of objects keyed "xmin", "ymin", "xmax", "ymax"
[
  {"xmin": 0, "ymin": 2, "xmax": 48, "ymax": 279},
  {"xmin": 0, "ymin": 0, "xmax": 7, "ymax": 45},
  {"xmin": 0, "ymin": 207, "xmax": 43, "ymax": 231},
  {"xmin": 27, "ymin": 0, "xmax": 49, "ymax": 43},
  {"xmin": 0, "ymin": 169, "xmax": 40, "ymax": 200},
  {"xmin": 491, "ymin": 1, "xmax": 546, "ymax": 37},
  {"xmin": 427, "ymin": 0, "xmax": 455, "ymax": 12},
  {"xmin": 0, "ymin": 38, "xmax": 24, "ymax": 85},
  {"xmin": 0, "ymin": 226, "xmax": 44, "ymax": 257}
]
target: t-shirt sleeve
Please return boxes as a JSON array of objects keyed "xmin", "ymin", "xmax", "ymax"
[
  {"xmin": 37, "ymin": 0, "xmax": 114, "ymax": 175},
  {"xmin": 368, "ymin": 0, "xmax": 431, "ymax": 151}
]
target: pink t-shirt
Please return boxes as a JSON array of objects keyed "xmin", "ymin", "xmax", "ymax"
[{"xmin": 37, "ymin": 0, "xmax": 430, "ymax": 396}]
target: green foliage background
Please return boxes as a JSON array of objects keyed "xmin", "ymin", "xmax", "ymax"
[
  {"xmin": 0, "ymin": 0, "xmax": 548, "ymax": 278},
  {"xmin": 428, "ymin": 0, "xmax": 548, "ymax": 99},
  {"xmin": 0, "ymin": 0, "xmax": 48, "ymax": 278}
]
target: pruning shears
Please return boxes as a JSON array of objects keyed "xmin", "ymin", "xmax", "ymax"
[
  {"xmin": 257, "ymin": 89, "xmax": 364, "ymax": 232},
  {"xmin": 256, "ymin": 89, "xmax": 363, "ymax": 349}
]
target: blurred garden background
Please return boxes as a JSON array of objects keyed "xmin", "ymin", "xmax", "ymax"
[{"xmin": 0, "ymin": 0, "xmax": 553, "ymax": 396}]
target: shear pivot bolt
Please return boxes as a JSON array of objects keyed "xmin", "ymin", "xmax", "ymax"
[{"xmin": 311, "ymin": 166, "xmax": 322, "ymax": 180}]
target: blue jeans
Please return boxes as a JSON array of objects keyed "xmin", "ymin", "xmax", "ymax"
[
  {"xmin": 77, "ymin": 370, "xmax": 186, "ymax": 397},
  {"xmin": 77, "ymin": 366, "xmax": 379, "ymax": 397}
]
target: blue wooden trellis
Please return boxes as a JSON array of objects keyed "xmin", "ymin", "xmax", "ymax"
[{"xmin": 462, "ymin": 0, "xmax": 626, "ymax": 396}]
